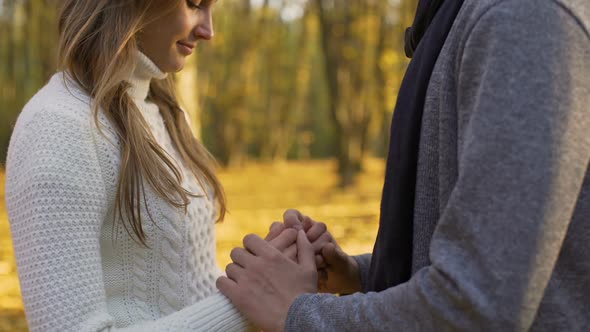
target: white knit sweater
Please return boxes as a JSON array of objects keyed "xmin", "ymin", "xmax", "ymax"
[{"xmin": 4, "ymin": 52, "xmax": 250, "ymax": 331}]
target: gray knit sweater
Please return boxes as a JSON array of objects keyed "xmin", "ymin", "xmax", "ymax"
[{"xmin": 286, "ymin": 0, "xmax": 590, "ymax": 330}]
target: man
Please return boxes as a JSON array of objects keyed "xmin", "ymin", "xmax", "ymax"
[{"xmin": 218, "ymin": 0, "xmax": 590, "ymax": 330}]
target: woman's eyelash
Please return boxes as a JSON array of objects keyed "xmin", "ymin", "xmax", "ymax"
[{"xmin": 187, "ymin": 0, "xmax": 202, "ymax": 9}]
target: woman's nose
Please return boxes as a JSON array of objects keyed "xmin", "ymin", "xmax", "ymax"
[{"xmin": 195, "ymin": 10, "xmax": 214, "ymax": 40}]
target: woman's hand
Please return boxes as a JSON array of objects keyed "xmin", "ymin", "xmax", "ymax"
[{"xmin": 219, "ymin": 231, "xmax": 317, "ymax": 332}]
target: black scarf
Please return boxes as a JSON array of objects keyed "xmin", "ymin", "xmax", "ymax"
[{"xmin": 367, "ymin": 0, "xmax": 464, "ymax": 292}]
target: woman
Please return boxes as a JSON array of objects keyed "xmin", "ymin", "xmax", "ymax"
[{"xmin": 5, "ymin": 0, "xmax": 270, "ymax": 330}]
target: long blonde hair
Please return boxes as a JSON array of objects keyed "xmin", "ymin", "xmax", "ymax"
[{"xmin": 57, "ymin": 0, "xmax": 226, "ymax": 246}]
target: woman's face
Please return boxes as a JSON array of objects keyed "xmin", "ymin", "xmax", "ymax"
[{"xmin": 138, "ymin": 0, "xmax": 214, "ymax": 73}]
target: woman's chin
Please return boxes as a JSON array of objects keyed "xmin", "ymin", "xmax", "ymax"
[
  {"xmin": 174, "ymin": 64, "xmax": 185, "ymax": 73},
  {"xmin": 158, "ymin": 57, "xmax": 186, "ymax": 74},
  {"xmin": 171, "ymin": 56, "xmax": 187, "ymax": 73}
]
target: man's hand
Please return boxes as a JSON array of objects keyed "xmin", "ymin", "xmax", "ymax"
[
  {"xmin": 318, "ymin": 242, "xmax": 361, "ymax": 294},
  {"xmin": 217, "ymin": 231, "xmax": 318, "ymax": 332},
  {"xmin": 282, "ymin": 209, "xmax": 362, "ymax": 294}
]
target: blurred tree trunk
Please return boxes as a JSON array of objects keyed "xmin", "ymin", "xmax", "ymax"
[
  {"xmin": 373, "ymin": 5, "xmax": 390, "ymax": 158},
  {"xmin": 288, "ymin": 8, "xmax": 315, "ymax": 161},
  {"xmin": 257, "ymin": 5, "xmax": 311, "ymax": 162},
  {"xmin": 314, "ymin": 0, "xmax": 383, "ymax": 187},
  {"xmin": 202, "ymin": 0, "xmax": 257, "ymax": 167}
]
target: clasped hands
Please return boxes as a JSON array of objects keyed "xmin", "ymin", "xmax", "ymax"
[{"xmin": 217, "ymin": 209, "xmax": 361, "ymax": 332}]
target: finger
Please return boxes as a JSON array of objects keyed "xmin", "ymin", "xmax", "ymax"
[
  {"xmin": 230, "ymin": 247, "xmax": 256, "ymax": 268},
  {"xmin": 312, "ymin": 232, "xmax": 333, "ymax": 253},
  {"xmin": 296, "ymin": 230, "xmax": 315, "ymax": 270},
  {"xmin": 216, "ymin": 276, "xmax": 238, "ymax": 298},
  {"xmin": 306, "ymin": 221, "xmax": 328, "ymax": 242},
  {"xmin": 243, "ymin": 233, "xmax": 277, "ymax": 258},
  {"xmin": 264, "ymin": 221, "xmax": 284, "ymax": 241},
  {"xmin": 268, "ymin": 228, "xmax": 298, "ymax": 251},
  {"xmin": 302, "ymin": 215, "xmax": 314, "ymax": 232},
  {"xmin": 284, "ymin": 243, "xmax": 297, "ymax": 261},
  {"xmin": 225, "ymin": 263, "xmax": 245, "ymax": 282},
  {"xmin": 283, "ymin": 209, "xmax": 304, "ymax": 230},
  {"xmin": 315, "ymin": 254, "xmax": 326, "ymax": 268}
]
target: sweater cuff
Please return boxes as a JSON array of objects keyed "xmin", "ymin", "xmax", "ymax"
[
  {"xmin": 285, "ymin": 293, "xmax": 331, "ymax": 332},
  {"xmin": 352, "ymin": 254, "xmax": 372, "ymax": 292},
  {"xmin": 178, "ymin": 293, "xmax": 252, "ymax": 331}
]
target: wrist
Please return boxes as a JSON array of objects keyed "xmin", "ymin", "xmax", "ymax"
[
  {"xmin": 280, "ymin": 293, "xmax": 306, "ymax": 332},
  {"xmin": 344, "ymin": 257, "xmax": 362, "ymax": 293}
]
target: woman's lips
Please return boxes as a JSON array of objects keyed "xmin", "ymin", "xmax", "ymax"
[{"xmin": 177, "ymin": 42, "xmax": 194, "ymax": 55}]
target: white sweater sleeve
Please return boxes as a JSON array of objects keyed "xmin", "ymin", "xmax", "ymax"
[{"xmin": 5, "ymin": 109, "xmax": 250, "ymax": 332}]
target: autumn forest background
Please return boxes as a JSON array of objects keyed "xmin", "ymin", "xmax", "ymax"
[{"xmin": 0, "ymin": 0, "xmax": 417, "ymax": 330}]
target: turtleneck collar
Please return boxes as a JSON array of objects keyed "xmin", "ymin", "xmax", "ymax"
[{"xmin": 128, "ymin": 51, "xmax": 168, "ymax": 101}]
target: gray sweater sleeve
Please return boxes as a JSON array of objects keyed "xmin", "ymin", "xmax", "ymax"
[
  {"xmin": 285, "ymin": 1, "xmax": 590, "ymax": 331},
  {"xmin": 352, "ymin": 254, "xmax": 372, "ymax": 290}
]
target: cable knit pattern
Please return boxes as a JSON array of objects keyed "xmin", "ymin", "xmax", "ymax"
[{"xmin": 5, "ymin": 52, "xmax": 250, "ymax": 331}]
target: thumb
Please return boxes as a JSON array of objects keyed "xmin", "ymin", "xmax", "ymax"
[{"xmin": 296, "ymin": 230, "xmax": 315, "ymax": 270}]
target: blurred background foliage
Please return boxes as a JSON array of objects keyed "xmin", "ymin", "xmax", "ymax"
[
  {"xmin": 0, "ymin": 0, "xmax": 417, "ymax": 330},
  {"xmin": 0, "ymin": 0, "xmax": 418, "ymax": 186}
]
